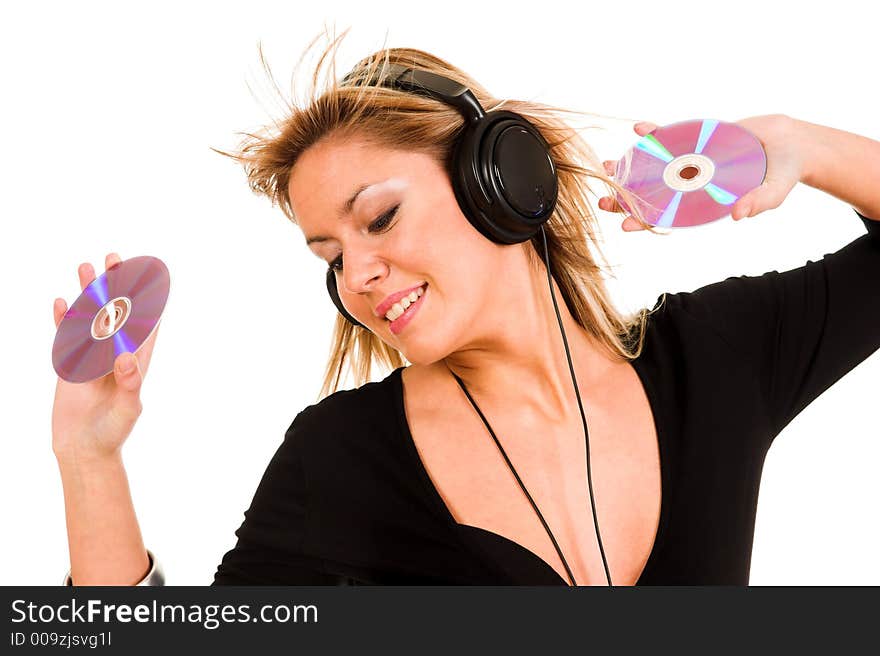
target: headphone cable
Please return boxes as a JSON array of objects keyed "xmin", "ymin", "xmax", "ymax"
[{"xmin": 539, "ymin": 224, "xmax": 613, "ymax": 587}]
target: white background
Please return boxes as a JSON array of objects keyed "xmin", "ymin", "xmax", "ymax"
[{"xmin": 2, "ymin": 0, "xmax": 877, "ymax": 585}]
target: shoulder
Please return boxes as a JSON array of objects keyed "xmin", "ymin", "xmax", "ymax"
[
  {"xmin": 641, "ymin": 271, "xmax": 781, "ymax": 351},
  {"xmin": 278, "ymin": 366, "xmax": 419, "ymax": 517},
  {"xmin": 283, "ymin": 366, "xmax": 406, "ymax": 461},
  {"xmin": 295, "ymin": 365, "xmax": 403, "ymax": 427},
  {"xmin": 641, "ymin": 209, "xmax": 879, "ymax": 355}
]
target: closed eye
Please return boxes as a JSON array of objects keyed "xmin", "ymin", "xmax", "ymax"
[{"xmin": 329, "ymin": 204, "xmax": 400, "ymax": 272}]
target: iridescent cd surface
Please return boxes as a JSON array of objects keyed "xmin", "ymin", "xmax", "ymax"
[
  {"xmin": 613, "ymin": 118, "xmax": 767, "ymax": 228},
  {"xmin": 52, "ymin": 256, "xmax": 170, "ymax": 383}
]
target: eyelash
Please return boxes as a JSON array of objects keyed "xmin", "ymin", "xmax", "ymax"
[{"xmin": 329, "ymin": 204, "xmax": 400, "ymax": 272}]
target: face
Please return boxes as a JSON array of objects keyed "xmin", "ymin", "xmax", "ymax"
[{"xmin": 289, "ymin": 135, "xmax": 516, "ymax": 365}]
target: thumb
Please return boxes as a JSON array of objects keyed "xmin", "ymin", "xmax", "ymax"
[
  {"xmin": 732, "ymin": 184, "xmax": 765, "ymax": 221},
  {"xmin": 731, "ymin": 194, "xmax": 754, "ymax": 221},
  {"xmin": 732, "ymin": 180, "xmax": 790, "ymax": 221},
  {"xmin": 113, "ymin": 352, "xmax": 143, "ymax": 395}
]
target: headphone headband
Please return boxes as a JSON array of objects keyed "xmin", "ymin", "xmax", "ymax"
[{"xmin": 343, "ymin": 63, "xmax": 486, "ymax": 124}]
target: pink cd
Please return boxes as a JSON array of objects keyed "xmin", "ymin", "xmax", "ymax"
[
  {"xmin": 52, "ymin": 256, "xmax": 170, "ymax": 383},
  {"xmin": 612, "ymin": 118, "xmax": 766, "ymax": 228}
]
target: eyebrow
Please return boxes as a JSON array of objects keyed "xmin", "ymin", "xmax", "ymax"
[{"xmin": 304, "ymin": 182, "xmax": 375, "ymax": 246}]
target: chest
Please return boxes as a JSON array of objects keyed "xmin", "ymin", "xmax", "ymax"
[{"xmin": 401, "ymin": 364, "xmax": 662, "ymax": 586}]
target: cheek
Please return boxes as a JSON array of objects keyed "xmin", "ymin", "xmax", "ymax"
[
  {"xmin": 421, "ymin": 232, "xmax": 498, "ymax": 308},
  {"xmin": 349, "ymin": 294, "xmax": 375, "ymax": 321}
]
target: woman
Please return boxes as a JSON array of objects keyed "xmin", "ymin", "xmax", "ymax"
[{"xmin": 53, "ymin": 37, "xmax": 880, "ymax": 586}]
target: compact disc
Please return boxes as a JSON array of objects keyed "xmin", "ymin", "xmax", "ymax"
[
  {"xmin": 52, "ymin": 256, "xmax": 170, "ymax": 383},
  {"xmin": 612, "ymin": 118, "xmax": 766, "ymax": 228}
]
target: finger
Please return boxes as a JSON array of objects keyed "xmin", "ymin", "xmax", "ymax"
[
  {"xmin": 731, "ymin": 184, "xmax": 765, "ymax": 220},
  {"xmin": 602, "ymin": 160, "xmax": 617, "ymax": 177},
  {"xmin": 113, "ymin": 352, "xmax": 143, "ymax": 395},
  {"xmin": 78, "ymin": 262, "xmax": 96, "ymax": 291},
  {"xmin": 598, "ymin": 196, "xmax": 623, "ymax": 213},
  {"xmin": 634, "ymin": 121, "xmax": 659, "ymax": 136},
  {"xmin": 105, "ymin": 252, "xmax": 122, "ymax": 271},
  {"xmin": 622, "ymin": 216, "xmax": 647, "ymax": 232},
  {"xmin": 731, "ymin": 197, "xmax": 752, "ymax": 221},
  {"xmin": 731, "ymin": 177, "xmax": 795, "ymax": 221},
  {"xmin": 111, "ymin": 352, "xmax": 144, "ymax": 427},
  {"xmin": 53, "ymin": 298, "xmax": 67, "ymax": 329}
]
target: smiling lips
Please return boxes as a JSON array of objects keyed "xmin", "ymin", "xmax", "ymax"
[
  {"xmin": 382, "ymin": 284, "xmax": 426, "ymax": 321},
  {"xmin": 386, "ymin": 284, "xmax": 427, "ymax": 335},
  {"xmin": 374, "ymin": 282, "xmax": 427, "ymax": 319}
]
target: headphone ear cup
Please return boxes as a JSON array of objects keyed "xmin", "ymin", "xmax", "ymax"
[
  {"xmin": 326, "ymin": 268, "xmax": 365, "ymax": 329},
  {"xmin": 451, "ymin": 111, "xmax": 558, "ymax": 245}
]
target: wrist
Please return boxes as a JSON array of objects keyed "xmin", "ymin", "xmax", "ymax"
[
  {"xmin": 54, "ymin": 445, "xmax": 123, "ymax": 472},
  {"xmin": 792, "ymin": 117, "xmax": 831, "ymax": 189},
  {"xmin": 64, "ymin": 548, "xmax": 164, "ymax": 586},
  {"xmin": 786, "ymin": 117, "xmax": 880, "ymax": 218}
]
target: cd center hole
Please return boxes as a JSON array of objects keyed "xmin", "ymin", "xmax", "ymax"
[{"xmin": 679, "ymin": 165, "xmax": 699, "ymax": 180}]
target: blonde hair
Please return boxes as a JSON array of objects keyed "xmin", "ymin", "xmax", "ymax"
[{"xmin": 216, "ymin": 28, "xmax": 666, "ymax": 402}]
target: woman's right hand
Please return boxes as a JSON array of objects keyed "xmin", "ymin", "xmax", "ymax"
[{"xmin": 51, "ymin": 252, "xmax": 160, "ymax": 463}]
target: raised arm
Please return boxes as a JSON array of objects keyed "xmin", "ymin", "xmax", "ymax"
[
  {"xmin": 53, "ymin": 253, "xmax": 161, "ymax": 585},
  {"xmin": 797, "ymin": 117, "xmax": 880, "ymax": 221}
]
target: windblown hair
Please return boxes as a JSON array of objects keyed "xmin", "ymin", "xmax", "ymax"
[{"xmin": 215, "ymin": 28, "xmax": 666, "ymax": 402}]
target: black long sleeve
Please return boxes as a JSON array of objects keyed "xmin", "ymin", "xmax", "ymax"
[{"xmin": 212, "ymin": 415, "xmax": 341, "ymax": 585}]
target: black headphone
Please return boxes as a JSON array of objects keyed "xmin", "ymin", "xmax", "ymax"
[{"xmin": 325, "ymin": 62, "xmax": 559, "ymax": 328}]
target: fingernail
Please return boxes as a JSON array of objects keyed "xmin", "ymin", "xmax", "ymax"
[{"xmin": 119, "ymin": 356, "xmax": 135, "ymax": 374}]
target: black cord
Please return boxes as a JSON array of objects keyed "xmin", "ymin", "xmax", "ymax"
[{"xmin": 538, "ymin": 224, "xmax": 613, "ymax": 587}]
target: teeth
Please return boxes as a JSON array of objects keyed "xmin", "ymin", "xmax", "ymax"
[{"xmin": 385, "ymin": 285, "xmax": 425, "ymax": 321}]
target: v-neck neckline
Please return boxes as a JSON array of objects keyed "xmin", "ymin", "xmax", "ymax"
[{"xmin": 390, "ymin": 361, "xmax": 670, "ymax": 586}]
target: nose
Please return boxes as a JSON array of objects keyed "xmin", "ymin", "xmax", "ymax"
[{"xmin": 339, "ymin": 248, "xmax": 387, "ymax": 297}]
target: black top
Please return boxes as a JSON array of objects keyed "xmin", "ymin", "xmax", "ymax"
[{"xmin": 213, "ymin": 209, "xmax": 880, "ymax": 585}]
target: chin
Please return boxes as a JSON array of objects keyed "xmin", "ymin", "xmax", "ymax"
[
  {"xmin": 385, "ymin": 303, "xmax": 460, "ymax": 365},
  {"xmin": 395, "ymin": 338, "xmax": 454, "ymax": 369},
  {"xmin": 396, "ymin": 349, "xmax": 432, "ymax": 368}
]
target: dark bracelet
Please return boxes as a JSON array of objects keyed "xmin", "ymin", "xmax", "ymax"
[{"xmin": 62, "ymin": 549, "xmax": 164, "ymax": 586}]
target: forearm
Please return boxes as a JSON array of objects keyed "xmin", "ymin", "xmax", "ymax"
[
  {"xmin": 56, "ymin": 452, "xmax": 150, "ymax": 585},
  {"xmin": 796, "ymin": 117, "xmax": 880, "ymax": 220}
]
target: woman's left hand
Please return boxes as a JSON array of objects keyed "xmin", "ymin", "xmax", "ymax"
[{"xmin": 599, "ymin": 114, "xmax": 807, "ymax": 231}]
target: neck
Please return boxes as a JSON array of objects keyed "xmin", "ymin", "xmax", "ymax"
[{"xmin": 442, "ymin": 253, "xmax": 616, "ymax": 426}]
